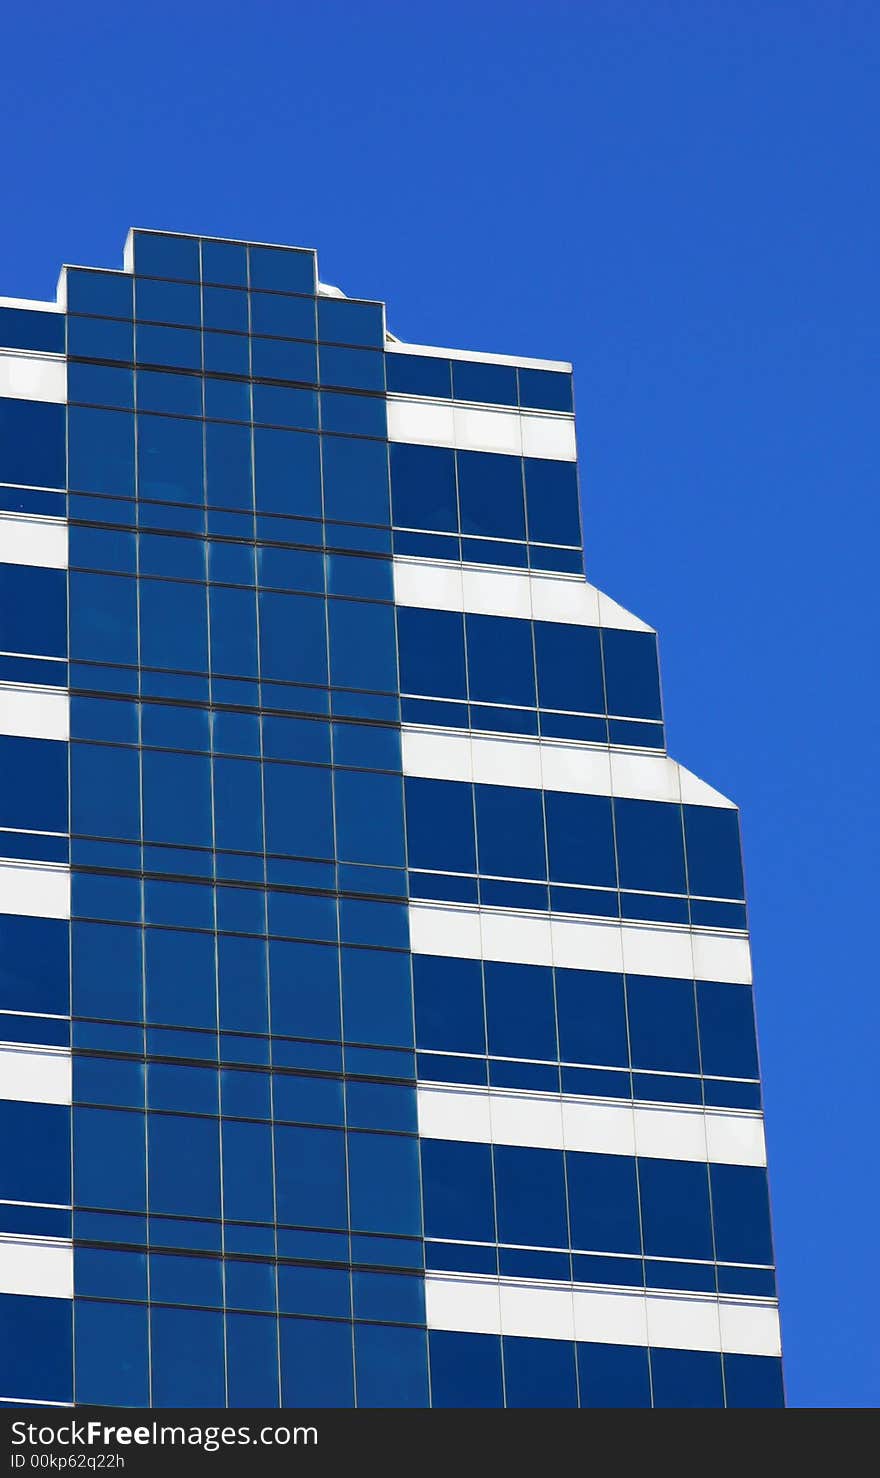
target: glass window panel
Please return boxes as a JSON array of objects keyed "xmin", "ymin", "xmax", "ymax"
[
  {"xmin": 386, "ymin": 353, "xmax": 452, "ymax": 398},
  {"xmin": 251, "ymin": 335, "xmax": 316, "ymax": 384},
  {"xmin": 524, "ymin": 459, "xmax": 581, "ymax": 546},
  {"xmin": 137, "ymin": 413, "xmax": 204, "ymax": 503},
  {"xmin": 405, "ymin": 776, "xmax": 476, "ymax": 874},
  {"xmin": 389, "ymin": 443, "xmax": 457, "ymax": 531},
  {"xmin": 474, "ymin": 783, "xmax": 546, "ymax": 880},
  {"xmin": 466, "ymin": 613, "xmax": 536, "ymax": 707},
  {"xmin": 133, "ymin": 231, "xmax": 200, "ymax": 282},
  {"xmin": 0, "ymin": 398, "xmax": 65, "ymax": 489},
  {"xmin": 452, "ymin": 359, "xmax": 517, "ymax": 406},
  {"xmin": 493, "ymin": 1144, "xmax": 568, "ymax": 1248},
  {"xmin": 136, "ymin": 322, "xmax": 201, "ymax": 370},
  {"xmin": 457, "ymin": 450, "xmax": 526, "ymax": 540},
  {"xmin": 258, "ymin": 590, "xmax": 327, "ymax": 685},
  {"xmin": 534, "ymin": 621, "xmax": 604, "ymax": 712},
  {"xmin": 249, "ymin": 245, "xmax": 316, "ymax": 295},
  {"xmin": 328, "ymin": 597, "xmax": 397, "ymax": 691},
  {"xmin": 201, "ymin": 238, "xmax": 248, "ymax": 287},
  {"xmin": 601, "ymin": 629, "xmax": 662, "ymax": 721},
  {"xmin": 545, "ymin": 791, "xmax": 617, "ymax": 888},
  {"xmin": 627, "ymin": 975, "xmax": 699, "ymax": 1074},
  {"xmin": 66, "ymin": 268, "xmax": 133, "ymax": 319},
  {"xmin": 68, "ymin": 314, "xmax": 133, "ymax": 362},
  {"xmin": 340, "ymin": 945, "xmax": 413, "ymax": 1049},
  {"xmin": 638, "ymin": 1158, "xmax": 713, "ymax": 1260},
  {"xmin": 253, "ymin": 427, "xmax": 321, "ymax": 516},
  {"xmin": 614, "ymin": 798, "xmax": 686, "ymax": 894},
  {"xmin": 322, "ymin": 434, "xmax": 389, "ymax": 525},
  {"xmin": 318, "ymin": 297, "xmax": 383, "ymax": 348},
  {"xmin": 518, "ymin": 368, "xmax": 573, "ymax": 412},
  {"xmin": 250, "ymin": 291, "xmax": 316, "ymax": 340},
  {"xmin": 484, "ymin": 961, "xmax": 556, "ymax": 1060}
]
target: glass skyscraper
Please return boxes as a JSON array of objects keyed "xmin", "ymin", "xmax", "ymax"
[{"xmin": 0, "ymin": 229, "xmax": 783, "ymax": 1409}]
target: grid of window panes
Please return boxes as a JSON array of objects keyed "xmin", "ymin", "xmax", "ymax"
[{"xmin": 0, "ymin": 233, "xmax": 781, "ymax": 1409}]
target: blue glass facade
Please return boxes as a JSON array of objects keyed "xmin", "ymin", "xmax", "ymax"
[{"xmin": 0, "ymin": 229, "xmax": 782, "ymax": 1408}]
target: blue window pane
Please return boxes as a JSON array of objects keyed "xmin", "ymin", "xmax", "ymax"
[
  {"xmin": 137, "ymin": 322, "xmax": 201, "ymax": 370},
  {"xmin": 421, "ymin": 1138, "xmax": 494, "ymax": 1242},
  {"xmin": 341, "ymin": 946, "xmax": 413, "ymax": 1049},
  {"xmin": 684, "ymin": 805, "xmax": 745, "ymax": 899},
  {"xmin": 251, "ymin": 292, "xmax": 316, "ymax": 340},
  {"xmin": 724, "ymin": 1354, "xmax": 785, "ymax": 1409},
  {"xmin": 71, "ymin": 741, "xmax": 140, "ymax": 840},
  {"xmin": 318, "ymin": 297, "xmax": 383, "ymax": 348},
  {"xmin": 627, "ymin": 975, "xmax": 699, "ymax": 1074},
  {"xmin": 69, "ymin": 571, "xmax": 138, "ymax": 664},
  {"xmin": 397, "ymin": 606, "xmax": 466, "ymax": 699},
  {"xmin": 0, "ymin": 915, "xmax": 68, "ymax": 1016},
  {"xmin": 202, "ymin": 238, "xmax": 248, "ymax": 287},
  {"xmin": 141, "ymin": 579, "xmax": 210, "ymax": 673},
  {"xmin": 212, "ymin": 755, "xmax": 263, "ymax": 852},
  {"xmin": 518, "ymin": 368, "xmax": 573, "ymax": 413},
  {"xmin": 524, "ymin": 459, "xmax": 581, "ymax": 545},
  {"xmin": 429, "ymin": 1330, "xmax": 503, "ymax": 1408},
  {"xmin": 73, "ymin": 1106, "xmax": 146, "ymax": 1211},
  {"xmin": 137, "ymin": 412, "xmax": 204, "ymax": 503},
  {"xmin": 0, "ymin": 1100, "xmax": 69, "ymax": 1203},
  {"xmin": 485, "ymin": 962, "xmax": 556, "ymax": 1060},
  {"xmin": 322, "ymin": 433, "xmax": 389, "ymax": 525},
  {"xmin": 68, "ymin": 314, "xmax": 133, "ymax": 361},
  {"xmin": 0, "ymin": 397, "xmax": 65, "ymax": 488},
  {"xmin": 534, "ymin": 621, "xmax": 604, "ymax": 713},
  {"xmin": 253, "ymin": 427, "xmax": 321, "ymax": 517},
  {"xmin": 405, "ymin": 776, "xmax": 476, "ymax": 873},
  {"xmin": 226, "ymin": 1312, "xmax": 280, "ymax": 1407},
  {"xmin": 280, "ymin": 1316, "xmax": 354, "ymax": 1407},
  {"xmin": 259, "ymin": 591, "xmax": 327, "ymax": 684},
  {"xmin": 0, "ymin": 1293, "xmax": 71, "ymax": 1404},
  {"xmin": 258, "ymin": 545, "xmax": 324, "ymax": 594},
  {"xmin": 222, "ymin": 1120, "xmax": 275, "ymax": 1222},
  {"xmin": 0, "ymin": 306, "xmax": 64, "ymax": 353},
  {"xmin": 697, "ymin": 982, "xmax": 759, "ymax": 1079},
  {"xmin": 386, "ymin": 354, "xmax": 452, "ymax": 398},
  {"xmin": 202, "ymin": 286, "xmax": 249, "ymax": 333},
  {"xmin": 142, "ymin": 749, "xmax": 212, "ymax": 846},
  {"xmin": 137, "ymin": 370, "xmax": 201, "ymax": 417},
  {"xmin": 457, "ymin": 451, "xmax": 525, "ymax": 539},
  {"xmin": 320, "ymin": 345, "xmax": 384, "ymax": 392},
  {"xmin": 264, "ymin": 761, "xmax": 333, "ymax": 859},
  {"xmin": 71, "ymin": 921, "xmax": 142, "ymax": 1022},
  {"xmin": 355, "ymin": 1323, "xmax": 429, "ymax": 1408},
  {"xmin": 0, "ymin": 734, "xmax": 67, "ymax": 832},
  {"xmin": 567, "ymin": 1151, "xmax": 641, "ymax": 1255},
  {"xmin": 503, "ymin": 1335, "xmax": 578, "ymax": 1408},
  {"xmin": 614, "ymin": 798, "xmax": 686, "ymax": 894},
  {"xmin": 278, "ymin": 1264, "xmax": 350, "ymax": 1317},
  {"xmin": 466, "ymin": 613, "xmax": 536, "ymax": 707},
  {"xmin": 390, "ymin": 443, "xmax": 457, "ymax": 532},
  {"xmin": 136, "ymin": 277, "xmax": 201, "ymax": 328},
  {"xmin": 148, "ymin": 1113, "xmax": 220, "ymax": 1219},
  {"xmin": 204, "ymin": 329, "xmax": 250, "ymax": 376},
  {"xmin": 578, "ymin": 1341, "xmax": 651, "ymax": 1407},
  {"xmin": 320, "ymin": 390, "xmax": 385, "ymax": 438},
  {"xmin": 556, "ymin": 969, "xmax": 628, "ymax": 1068},
  {"xmin": 68, "ymin": 366, "xmax": 132, "ymax": 413},
  {"xmin": 328, "ymin": 598, "xmax": 398, "ymax": 691},
  {"xmin": 413, "ymin": 955, "xmax": 485, "ymax": 1054},
  {"xmin": 710, "ymin": 1164, "xmax": 774, "ymax": 1265},
  {"xmin": 209, "ymin": 586, "xmax": 258, "ymax": 678},
  {"xmin": 251, "ymin": 335, "xmax": 317, "ymax": 384},
  {"xmin": 205, "ymin": 420, "xmax": 253, "ymax": 508},
  {"xmin": 638, "ymin": 1158, "xmax": 713, "ymax": 1260},
  {"xmin": 269, "ymin": 940, "xmax": 340, "ymax": 1039},
  {"xmin": 254, "ymin": 383, "xmax": 318, "ymax": 431},
  {"xmin": 475, "ymin": 783, "xmax": 545, "ymax": 880},
  {"xmin": 133, "ymin": 230, "xmax": 200, "ymax": 282},
  {"xmin": 334, "ymin": 769, "xmax": 405, "ymax": 867},
  {"xmin": 145, "ymin": 928, "xmax": 216, "ymax": 1029},
  {"xmin": 602, "ymin": 629, "xmax": 662, "ymax": 720},
  {"xmin": 250, "ymin": 244, "xmax": 316, "ymax": 295},
  {"xmin": 545, "ymin": 791, "xmax": 616, "ymax": 887},
  {"xmin": 0, "ymin": 563, "xmax": 66, "ymax": 658},
  {"xmin": 68, "ymin": 406, "xmax": 134, "ymax": 495},
  {"xmin": 67, "ymin": 268, "xmax": 133, "ymax": 319},
  {"xmin": 452, "ymin": 360, "xmax": 517, "ymax": 407},
  {"xmin": 494, "ymin": 1144, "xmax": 568, "ymax": 1248},
  {"xmin": 651, "ymin": 1348, "xmax": 724, "ymax": 1409},
  {"xmin": 274, "ymin": 1126, "xmax": 347, "ymax": 1228},
  {"xmin": 150, "ymin": 1307, "xmax": 225, "ymax": 1407},
  {"xmin": 75, "ymin": 1300, "xmax": 149, "ymax": 1405},
  {"xmin": 348, "ymin": 1130, "xmax": 421, "ymax": 1236}
]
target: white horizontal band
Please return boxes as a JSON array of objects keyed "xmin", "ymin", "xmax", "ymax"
[
  {"xmin": 0, "ymin": 351, "xmax": 66, "ymax": 405},
  {"xmin": 387, "ymin": 396, "xmax": 577, "ymax": 462},
  {"xmin": 0, "ymin": 684, "xmax": 69, "ymax": 741},
  {"xmin": 416, "ymin": 1084, "xmax": 766, "ymax": 1167},
  {"xmin": 387, "ymin": 339, "xmax": 571, "ymax": 373},
  {"xmin": 402, "ymin": 726, "xmax": 732, "ymax": 807},
  {"xmin": 393, "ymin": 556, "xmax": 650, "ymax": 630},
  {"xmin": 0, "ymin": 1236, "xmax": 73, "ymax": 1300},
  {"xmin": 0, "ymin": 1044, "xmax": 71, "ymax": 1106},
  {"xmin": 0, "ymin": 512, "xmax": 67, "ymax": 570},
  {"xmin": 408, "ymin": 901, "xmax": 752, "ymax": 984},
  {"xmin": 425, "ymin": 1272, "xmax": 780, "ymax": 1356},
  {"xmin": 0, "ymin": 861, "xmax": 70, "ymax": 921}
]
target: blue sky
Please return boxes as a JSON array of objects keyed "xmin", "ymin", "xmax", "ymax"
[{"xmin": 3, "ymin": 0, "xmax": 878, "ymax": 1408}]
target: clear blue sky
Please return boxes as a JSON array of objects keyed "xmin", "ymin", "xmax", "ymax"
[{"xmin": 3, "ymin": 0, "xmax": 877, "ymax": 1409}]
